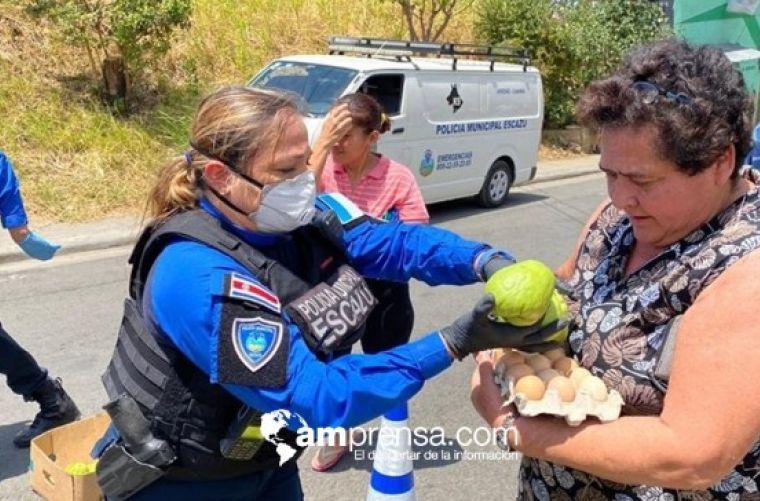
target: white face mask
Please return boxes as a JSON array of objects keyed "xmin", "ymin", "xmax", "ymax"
[
  {"xmin": 207, "ymin": 165, "xmax": 317, "ymax": 234},
  {"xmin": 252, "ymin": 170, "xmax": 317, "ymax": 233}
]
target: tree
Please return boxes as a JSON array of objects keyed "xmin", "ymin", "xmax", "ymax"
[
  {"xmin": 385, "ymin": 0, "xmax": 474, "ymax": 41},
  {"xmin": 476, "ymin": 0, "xmax": 670, "ymax": 128},
  {"xmin": 25, "ymin": 0, "xmax": 191, "ymax": 104}
]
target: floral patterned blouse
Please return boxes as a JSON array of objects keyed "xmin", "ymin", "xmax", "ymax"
[{"xmin": 519, "ymin": 176, "xmax": 760, "ymax": 500}]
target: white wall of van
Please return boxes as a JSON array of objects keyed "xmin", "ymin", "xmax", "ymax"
[{"xmin": 250, "ymin": 54, "xmax": 543, "ymax": 207}]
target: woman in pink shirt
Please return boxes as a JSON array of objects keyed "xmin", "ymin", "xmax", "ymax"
[
  {"xmin": 311, "ymin": 94, "xmax": 429, "ymax": 223},
  {"xmin": 309, "ymin": 93, "xmax": 429, "ymax": 471}
]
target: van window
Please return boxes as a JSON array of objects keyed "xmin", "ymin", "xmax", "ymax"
[
  {"xmin": 487, "ymin": 76, "xmax": 540, "ymax": 118},
  {"xmin": 249, "ymin": 62, "xmax": 357, "ymax": 116},
  {"xmin": 359, "ymin": 74, "xmax": 404, "ymax": 116}
]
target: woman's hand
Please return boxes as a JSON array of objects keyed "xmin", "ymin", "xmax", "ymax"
[
  {"xmin": 470, "ymin": 354, "xmax": 508, "ymax": 428},
  {"xmin": 308, "ymin": 104, "xmax": 354, "ymax": 180},
  {"xmin": 316, "ymin": 103, "xmax": 353, "ymax": 148},
  {"xmin": 473, "ymin": 350, "xmax": 492, "ymax": 364}
]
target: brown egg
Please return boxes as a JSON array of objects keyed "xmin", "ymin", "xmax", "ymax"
[
  {"xmin": 536, "ymin": 368, "xmax": 561, "ymax": 384},
  {"xmin": 547, "ymin": 376, "xmax": 576, "ymax": 402},
  {"xmin": 514, "ymin": 375, "xmax": 546, "ymax": 400},
  {"xmin": 502, "ymin": 350, "xmax": 526, "ymax": 366},
  {"xmin": 553, "ymin": 357, "xmax": 579, "ymax": 376},
  {"xmin": 494, "ymin": 351, "xmax": 525, "ymax": 375},
  {"xmin": 543, "ymin": 347, "xmax": 566, "ymax": 362},
  {"xmin": 577, "ymin": 376, "xmax": 608, "ymax": 402},
  {"xmin": 505, "ymin": 364, "xmax": 534, "ymax": 381},
  {"xmin": 569, "ymin": 367, "xmax": 592, "ymax": 389},
  {"xmin": 525, "ymin": 354, "xmax": 552, "ymax": 372}
]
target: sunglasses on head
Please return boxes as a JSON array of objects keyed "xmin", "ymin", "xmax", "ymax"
[{"xmin": 631, "ymin": 80, "xmax": 691, "ymax": 106}]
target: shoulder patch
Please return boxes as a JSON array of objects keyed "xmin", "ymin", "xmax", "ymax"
[
  {"xmin": 221, "ymin": 272, "xmax": 281, "ymax": 314},
  {"xmin": 316, "ymin": 193, "xmax": 365, "ymax": 225},
  {"xmin": 217, "ymin": 299, "xmax": 289, "ymax": 388}
]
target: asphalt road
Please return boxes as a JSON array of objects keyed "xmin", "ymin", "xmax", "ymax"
[{"xmin": 0, "ymin": 172, "xmax": 605, "ymax": 501}]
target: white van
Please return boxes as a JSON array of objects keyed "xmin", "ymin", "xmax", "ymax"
[{"xmin": 247, "ymin": 37, "xmax": 543, "ymax": 207}]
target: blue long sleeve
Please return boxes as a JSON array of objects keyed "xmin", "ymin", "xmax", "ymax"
[
  {"xmin": 343, "ymin": 219, "xmax": 488, "ymax": 285},
  {"xmin": 145, "ymin": 240, "xmax": 453, "ymax": 430},
  {"xmin": 0, "ymin": 152, "xmax": 29, "ymax": 229},
  {"xmin": 317, "ymin": 192, "xmax": 489, "ymax": 285},
  {"xmin": 228, "ymin": 327, "xmax": 451, "ymax": 428}
]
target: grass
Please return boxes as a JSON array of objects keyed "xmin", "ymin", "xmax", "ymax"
[
  {"xmin": 182, "ymin": 0, "xmax": 408, "ymax": 85},
  {"xmin": 0, "ymin": 0, "xmax": 477, "ymax": 222},
  {"xmin": 0, "ymin": 58, "xmax": 201, "ymax": 221}
]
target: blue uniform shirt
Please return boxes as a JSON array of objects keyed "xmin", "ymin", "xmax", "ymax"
[
  {"xmin": 144, "ymin": 196, "xmax": 493, "ymax": 429},
  {"xmin": 747, "ymin": 123, "xmax": 760, "ymax": 170},
  {"xmin": 0, "ymin": 152, "xmax": 29, "ymax": 229}
]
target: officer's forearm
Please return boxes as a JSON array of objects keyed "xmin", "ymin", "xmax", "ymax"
[
  {"xmin": 345, "ymin": 221, "xmax": 488, "ymax": 285},
  {"xmin": 287, "ymin": 333, "xmax": 453, "ymax": 429},
  {"xmin": 0, "ymin": 154, "xmax": 29, "ymax": 230}
]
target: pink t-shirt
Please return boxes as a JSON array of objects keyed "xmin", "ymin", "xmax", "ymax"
[{"xmin": 319, "ymin": 154, "xmax": 429, "ymax": 223}]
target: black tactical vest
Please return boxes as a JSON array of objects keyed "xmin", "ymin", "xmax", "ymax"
[{"xmin": 102, "ymin": 209, "xmax": 370, "ymax": 480}]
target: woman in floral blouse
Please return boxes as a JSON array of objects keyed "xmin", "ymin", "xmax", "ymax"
[{"xmin": 471, "ymin": 40, "xmax": 760, "ymax": 500}]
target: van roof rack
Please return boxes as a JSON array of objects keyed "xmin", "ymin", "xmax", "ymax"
[{"xmin": 327, "ymin": 36, "xmax": 531, "ymax": 72}]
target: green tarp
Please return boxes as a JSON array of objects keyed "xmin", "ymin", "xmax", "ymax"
[{"xmin": 675, "ymin": 0, "xmax": 760, "ymax": 121}]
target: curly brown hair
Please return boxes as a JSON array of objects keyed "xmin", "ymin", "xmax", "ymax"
[{"xmin": 577, "ymin": 39, "xmax": 752, "ymax": 176}]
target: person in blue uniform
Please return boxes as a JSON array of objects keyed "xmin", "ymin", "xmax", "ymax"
[
  {"xmin": 0, "ymin": 151, "xmax": 80, "ymax": 448},
  {"xmin": 95, "ymin": 87, "xmax": 561, "ymax": 500},
  {"xmin": 745, "ymin": 122, "xmax": 760, "ymax": 169}
]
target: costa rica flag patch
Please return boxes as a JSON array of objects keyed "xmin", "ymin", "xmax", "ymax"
[{"xmin": 221, "ymin": 272, "xmax": 281, "ymax": 314}]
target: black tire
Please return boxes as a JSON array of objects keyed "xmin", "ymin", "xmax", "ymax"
[{"xmin": 478, "ymin": 160, "xmax": 513, "ymax": 208}]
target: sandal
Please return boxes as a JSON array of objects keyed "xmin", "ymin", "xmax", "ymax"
[{"xmin": 310, "ymin": 443, "xmax": 351, "ymax": 472}]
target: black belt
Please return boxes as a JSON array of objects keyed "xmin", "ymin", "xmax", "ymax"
[{"xmin": 151, "ymin": 419, "xmax": 303, "ymax": 481}]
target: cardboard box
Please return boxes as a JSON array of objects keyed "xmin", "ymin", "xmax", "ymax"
[{"xmin": 30, "ymin": 413, "xmax": 111, "ymax": 501}]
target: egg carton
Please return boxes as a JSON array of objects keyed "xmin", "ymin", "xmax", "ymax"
[{"xmin": 494, "ymin": 373, "xmax": 624, "ymax": 427}]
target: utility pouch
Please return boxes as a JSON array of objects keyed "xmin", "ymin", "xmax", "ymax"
[{"xmin": 95, "ymin": 395, "xmax": 175, "ymax": 500}]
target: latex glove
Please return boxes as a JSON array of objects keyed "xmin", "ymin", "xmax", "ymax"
[
  {"xmin": 554, "ymin": 278, "xmax": 576, "ymax": 299},
  {"xmin": 18, "ymin": 231, "xmax": 60, "ymax": 260},
  {"xmin": 440, "ymin": 294, "xmax": 564, "ymax": 359}
]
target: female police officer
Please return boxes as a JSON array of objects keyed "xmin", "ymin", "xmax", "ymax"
[{"xmin": 95, "ymin": 86, "xmax": 558, "ymax": 500}]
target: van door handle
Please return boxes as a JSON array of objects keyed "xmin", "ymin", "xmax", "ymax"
[{"xmin": 392, "ymin": 127, "xmax": 405, "ymax": 135}]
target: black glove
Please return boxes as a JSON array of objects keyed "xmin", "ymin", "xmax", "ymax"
[
  {"xmin": 440, "ymin": 294, "xmax": 564, "ymax": 359},
  {"xmin": 312, "ymin": 209, "xmax": 345, "ymax": 250},
  {"xmin": 477, "ymin": 249, "xmax": 516, "ymax": 281},
  {"xmin": 554, "ymin": 278, "xmax": 577, "ymax": 301},
  {"xmin": 482, "ymin": 255, "xmax": 515, "ymax": 280}
]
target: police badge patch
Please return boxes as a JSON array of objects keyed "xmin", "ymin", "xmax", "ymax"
[
  {"xmin": 217, "ymin": 299, "xmax": 289, "ymax": 388},
  {"xmin": 232, "ymin": 317, "xmax": 282, "ymax": 373}
]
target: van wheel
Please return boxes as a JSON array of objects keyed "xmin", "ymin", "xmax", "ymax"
[{"xmin": 478, "ymin": 160, "xmax": 512, "ymax": 208}]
